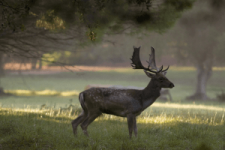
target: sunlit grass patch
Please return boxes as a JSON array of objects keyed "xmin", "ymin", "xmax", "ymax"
[
  {"xmin": 35, "ymin": 89, "xmax": 60, "ymax": 96},
  {"xmin": 170, "ymin": 66, "xmax": 196, "ymax": 71},
  {"xmin": 0, "ymin": 108, "xmax": 48, "ymax": 114},
  {"xmin": 138, "ymin": 114, "xmax": 224, "ymax": 126},
  {"xmin": 60, "ymin": 90, "xmax": 80, "ymax": 96},
  {"xmin": 213, "ymin": 67, "xmax": 225, "ymax": 71},
  {"xmin": 4, "ymin": 89, "xmax": 80, "ymax": 97},
  {"xmin": 152, "ymin": 103, "xmax": 225, "ymax": 112},
  {"xmin": 4, "ymin": 89, "xmax": 35, "ymax": 96}
]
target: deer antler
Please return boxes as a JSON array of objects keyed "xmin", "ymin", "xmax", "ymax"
[
  {"xmin": 161, "ymin": 65, "xmax": 169, "ymax": 73},
  {"xmin": 131, "ymin": 46, "xmax": 169, "ymax": 74},
  {"xmin": 131, "ymin": 46, "xmax": 148, "ymax": 70},
  {"xmin": 147, "ymin": 47, "xmax": 157, "ymax": 70}
]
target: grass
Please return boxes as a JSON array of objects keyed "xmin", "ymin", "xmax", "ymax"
[
  {"xmin": 0, "ymin": 104, "xmax": 224, "ymax": 150},
  {"xmin": 0, "ymin": 68, "xmax": 225, "ymax": 149}
]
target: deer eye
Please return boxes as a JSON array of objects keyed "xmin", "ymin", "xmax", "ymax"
[{"xmin": 159, "ymin": 78, "xmax": 164, "ymax": 82}]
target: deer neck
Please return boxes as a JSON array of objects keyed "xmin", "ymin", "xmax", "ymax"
[{"xmin": 141, "ymin": 79, "xmax": 161, "ymax": 109}]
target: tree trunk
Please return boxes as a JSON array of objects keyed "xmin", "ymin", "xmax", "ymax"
[
  {"xmin": 0, "ymin": 52, "xmax": 7, "ymax": 95},
  {"xmin": 31, "ymin": 58, "xmax": 37, "ymax": 70},
  {"xmin": 0, "ymin": 53, "xmax": 4, "ymax": 77},
  {"xmin": 38, "ymin": 54, "xmax": 43, "ymax": 70},
  {"xmin": 38, "ymin": 59, "xmax": 42, "ymax": 69},
  {"xmin": 186, "ymin": 60, "xmax": 212, "ymax": 100}
]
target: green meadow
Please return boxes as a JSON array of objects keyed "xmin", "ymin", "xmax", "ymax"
[{"xmin": 0, "ymin": 69, "xmax": 225, "ymax": 149}]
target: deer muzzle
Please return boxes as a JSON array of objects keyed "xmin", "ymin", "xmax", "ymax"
[{"xmin": 169, "ymin": 83, "xmax": 175, "ymax": 88}]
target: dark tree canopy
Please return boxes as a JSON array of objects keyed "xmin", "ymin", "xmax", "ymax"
[{"xmin": 1, "ymin": 0, "xmax": 195, "ymax": 33}]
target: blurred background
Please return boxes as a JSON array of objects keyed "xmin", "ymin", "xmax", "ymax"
[{"xmin": 0, "ymin": 0, "xmax": 225, "ymax": 108}]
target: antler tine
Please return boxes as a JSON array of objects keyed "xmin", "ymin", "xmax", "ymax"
[
  {"xmin": 147, "ymin": 69, "xmax": 158, "ymax": 74},
  {"xmin": 147, "ymin": 47, "xmax": 158, "ymax": 70},
  {"xmin": 162, "ymin": 65, "xmax": 170, "ymax": 72},
  {"xmin": 157, "ymin": 65, "xmax": 163, "ymax": 72}
]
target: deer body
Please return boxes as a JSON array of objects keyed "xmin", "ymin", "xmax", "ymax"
[
  {"xmin": 80, "ymin": 80, "xmax": 161, "ymax": 117},
  {"xmin": 72, "ymin": 46, "xmax": 174, "ymax": 138}
]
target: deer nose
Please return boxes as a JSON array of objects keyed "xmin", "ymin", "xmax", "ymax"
[{"xmin": 169, "ymin": 83, "xmax": 174, "ymax": 88}]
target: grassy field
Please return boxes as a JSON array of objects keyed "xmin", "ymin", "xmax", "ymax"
[{"xmin": 0, "ymin": 69, "xmax": 225, "ymax": 149}]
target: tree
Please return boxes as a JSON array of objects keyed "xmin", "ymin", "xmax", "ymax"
[
  {"xmin": 0, "ymin": 0, "xmax": 196, "ymax": 93},
  {"xmin": 171, "ymin": 0, "xmax": 225, "ymax": 100}
]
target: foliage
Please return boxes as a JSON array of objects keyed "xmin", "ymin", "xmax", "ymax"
[
  {"xmin": 0, "ymin": 0, "xmax": 31, "ymax": 32},
  {"xmin": 165, "ymin": 0, "xmax": 194, "ymax": 11},
  {"xmin": 1, "ymin": 0, "xmax": 196, "ymax": 37},
  {"xmin": 36, "ymin": 10, "xmax": 65, "ymax": 31},
  {"xmin": 42, "ymin": 51, "xmax": 67, "ymax": 66}
]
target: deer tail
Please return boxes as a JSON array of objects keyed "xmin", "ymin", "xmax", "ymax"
[{"xmin": 79, "ymin": 92, "xmax": 87, "ymax": 113}]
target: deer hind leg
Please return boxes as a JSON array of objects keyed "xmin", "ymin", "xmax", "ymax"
[
  {"xmin": 133, "ymin": 116, "xmax": 138, "ymax": 137},
  {"xmin": 71, "ymin": 111, "xmax": 87, "ymax": 135},
  {"xmin": 127, "ymin": 114, "xmax": 135, "ymax": 138},
  {"xmin": 80, "ymin": 112, "xmax": 101, "ymax": 136}
]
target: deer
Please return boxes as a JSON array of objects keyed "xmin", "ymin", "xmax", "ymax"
[{"xmin": 71, "ymin": 46, "xmax": 174, "ymax": 138}]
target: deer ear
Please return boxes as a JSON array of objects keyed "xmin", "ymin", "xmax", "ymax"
[
  {"xmin": 144, "ymin": 70, "xmax": 155, "ymax": 78},
  {"xmin": 162, "ymin": 71, "xmax": 167, "ymax": 76}
]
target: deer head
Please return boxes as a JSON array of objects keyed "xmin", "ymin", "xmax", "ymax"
[{"xmin": 131, "ymin": 46, "xmax": 174, "ymax": 89}]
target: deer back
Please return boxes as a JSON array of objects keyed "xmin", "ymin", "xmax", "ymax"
[{"xmin": 81, "ymin": 87, "xmax": 147, "ymax": 116}]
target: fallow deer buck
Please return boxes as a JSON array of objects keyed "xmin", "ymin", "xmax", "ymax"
[{"xmin": 71, "ymin": 46, "xmax": 174, "ymax": 138}]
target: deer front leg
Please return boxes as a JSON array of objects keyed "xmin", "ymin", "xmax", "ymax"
[{"xmin": 127, "ymin": 114, "xmax": 135, "ymax": 138}]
